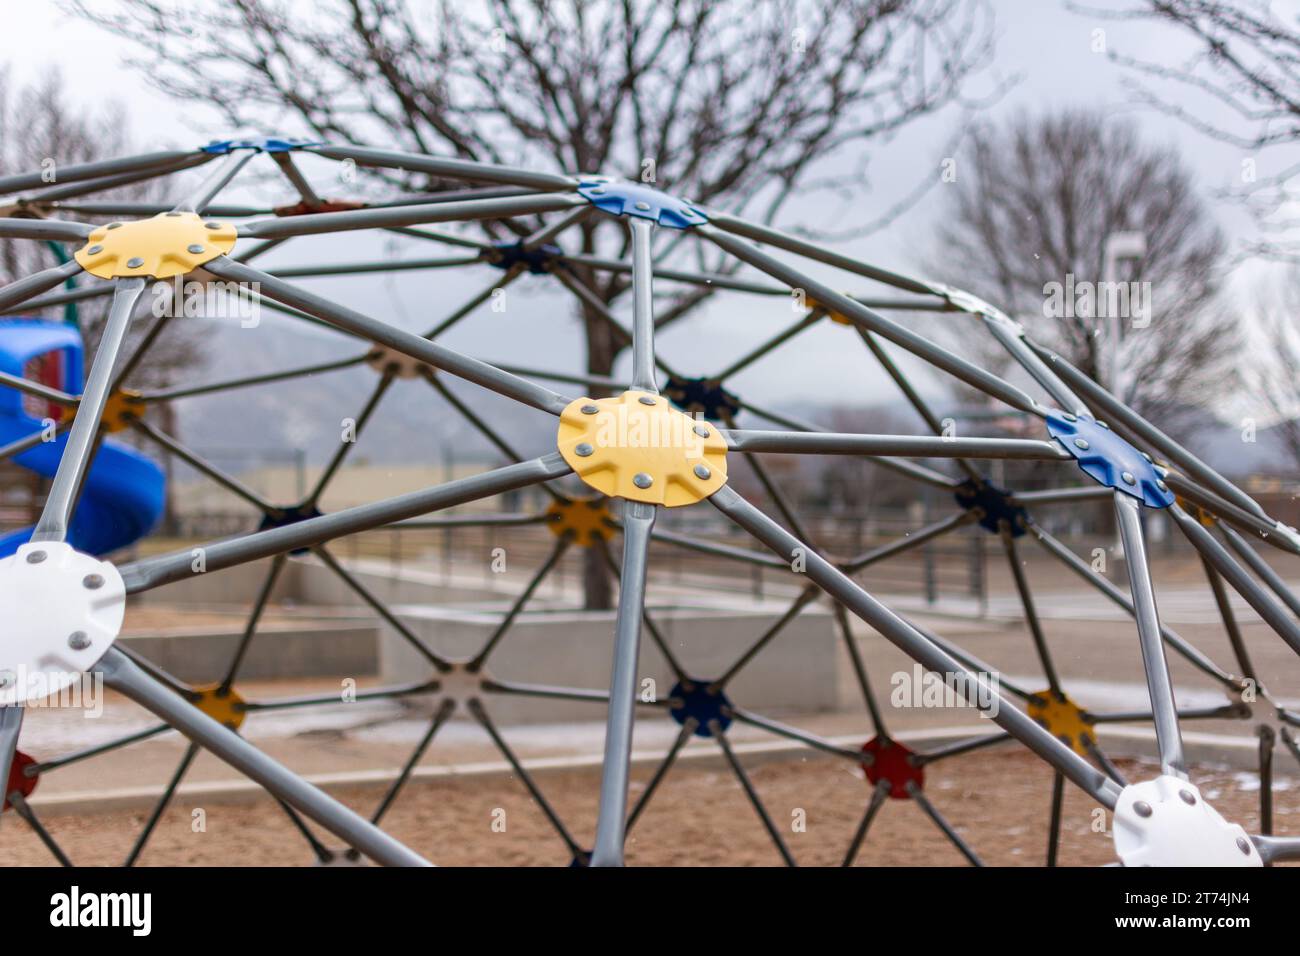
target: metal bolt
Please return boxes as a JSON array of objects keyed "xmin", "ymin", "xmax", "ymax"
[
  {"xmin": 591, "ymin": 187, "xmax": 606, "ymax": 195},
  {"xmin": 574, "ymin": 442, "xmax": 594, "ymax": 457},
  {"xmin": 205, "ymin": 221, "xmax": 221, "ymax": 229},
  {"xmin": 634, "ymin": 201, "xmax": 651, "ymax": 211},
  {"xmin": 1073, "ymin": 438, "xmax": 1090, "ymax": 450},
  {"xmin": 83, "ymin": 573, "xmax": 105, "ymax": 590},
  {"xmin": 106, "ymin": 222, "xmax": 123, "ymax": 230},
  {"xmin": 1237, "ymin": 837, "xmax": 1252, "ymax": 855},
  {"xmin": 1097, "ymin": 420, "xmax": 1110, "ymax": 429},
  {"xmin": 1134, "ymin": 800, "xmax": 1153, "ymax": 818},
  {"xmin": 693, "ymin": 464, "xmax": 711, "ymax": 480},
  {"xmin": 1179, "ymin": 789, "xmax": 1196, "ymax": 805},
  {"xmin": 1062, "ymin": 413, "xmax": 1077, "ymax": 422},
  {"xmin": 126, "ymin": 257, "xmax": 144, "ymax": 269},
  {"xmin": 86, "ymin": 245, "xmax": 103, "ymax": 255},
  {"xmin": 580, "ymin": 403, "xmax": 599, "ymax": 415},
  {"xmin": 693, "ymin": 424, "xmax": 710, "ymax": 438},
  {"xmin": 633, "ymin": 473, "xmax": 653, "ymax": 489},
  {"xmin": 165, "ymin": 211, "xmax": 182, "ymax": 217},
  {"xmin": 638, "ymin": 395, "xmax": 657, "ymax": 406},
  {"xmin": 1156, "ymin": 480, "xmax": 1168, "ymax": 492},
  {"xmin": 187, "ymin": 243, "xmax": 205, "ymax": 254},
  {"xmin": 25, "ymin": 550, "xmax": 46, "ymax": 564},
  {"xmin": 1121, "ymin": 471, "xmax": 1136, "ymax": 485},
  {"xmin": 68, "ymin": 631, "xmax": 91, "ymax": 651}
]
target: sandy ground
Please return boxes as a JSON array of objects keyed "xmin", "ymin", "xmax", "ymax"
[{"xmin": 1, "ymin": 749, "xmax": 1291, "ymax": 866}]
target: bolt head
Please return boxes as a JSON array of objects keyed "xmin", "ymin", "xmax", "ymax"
[
  {"xmin": 25, "ymin": 550, "xmax": 46, "ymax": 564},
  {"xmin": 580, "ymin": 404, "xmax": 599, "ymax": 415},
  {"xmin": 1237, "ymin": 837, "xmax": 1252, "ymax": 855},
  {"xmin": 1134, "ymin": 800, "xmax": 1153, "ymax": 818},
  {"xmin": 633, "ymin": 472, "xmax": 653, "ymax": 489},
  {"xmin": 204, "ymin": 221, "xmax": 221, "ymax": 229},
  {"xmin": 83, "ymin": 573, "xmax": 105, "ymax": 590},
  {"xmin": 1121, "ymin": 471, "xmax": 1136, "ymax": 485},
  {"xmin": 1062, "ymin": 413, "xmax": 1077, "ymax": 422},
  {"xmin": 106, "ymin": 222, "xmax": 123, "ymax": 230},
  {"xmin": 1097, "ymin": 420, "xmax": 1110, "ymax": 429},
  {"xmin": 693, "ymin": 424, "xmax": 710, "ymax": 438},
  {"xmin": 126, "ymin": 257, "xmax": 145, "ymax": 269},
  {"xmin": 67, "ymin": 631, "xmax": 91, "ymax": 651},
  {"xmin": 638, "ymin": 395, "xmax": 657, "ymax": 406},
  {"xmin": 592, "ymin": 187, "xmax": 606, "ymax": 195},
  {"xmin": 1178, "ymin": 789, "xmax": 1196, "ymax": 805},
  {"xmin": 574, "ymin": 442, "xmax": 594, "ymax": 458},
  {"xmin": 86, "ymin": 245, "xmax": 103, "ymax": 255},
  {"xmin": 693, "ymin": 464, "xmax": 711, "ymax": 480},
  {"xmin": 1156, "ymin": 480, "xmax": 1168, "ymax": 492},
  {"xmin": 1073, "ymin": 438, "xmax": 1090, "ymax": 450},
  {"xmin": 165, "ymin": 211, "xmax": 182, "ymax": 217},
  {"xmin": 187, "ymin": 243, "xmax": 205, "ymax": 254},
  {"xmin": 634, "ymin": 201, "xmax": 651, "ymax": 211}
]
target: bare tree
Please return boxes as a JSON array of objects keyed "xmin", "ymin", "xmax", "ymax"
[
  {"xmin": 930, "ymin": 109, "xmax": 1238, "ymax": 438},
  {"xmin": 72, "ymin": 0, "xmax": 1000, "ymax": 605},
  {"xmin": 1071, "ymin": 0, "xmax": 1300, "ymax": 262},
  {"xmin": 1254, "ymin": 268, "xmax": 1300, "ymax": 470}
]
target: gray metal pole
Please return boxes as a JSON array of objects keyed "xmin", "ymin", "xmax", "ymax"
[
  {"xmin": 0, "ymin": 149, "xmax": 206, "ymax": 197},
  {"xmin": 591, "ymin": 501, "xmax": 657, "ymax": 866},
  {"xmin": 723, "ymin": 429, "xmax": 1072, "ymax": 461},
  {"xmin": 94, "ymin": 648, "xmax": 430, "ymax": 866},
  {"xmin": 0, "ymin": 260, "xmax": 85, "ymax": 313},
  {"xmin": 0, "ymin": 705, "xmax": 22, "ymax": 813},
  {"xmin": 1113, "ymin": 493, "xmax": 1186, "ymax": 778},
  {"xmin": 0, "ymin": 219, "xmax": 94, "ymax": 242},
  {"xmin": 710, "ymin": 484, "xmax": 1123, "ymax": 808},
  {"xmin": 174, "ymin": 151, "xmax": 255, "ymax": 213},
  {"xmin": 31, "ymin": 278, "xmax": 144, "ymax": 543},
  {"xmin": 307, "ymin": 143, "xmax": 580, "ymax": 192},
  {"xmin": 629, "ymin": 217, "xmax": 658, "ymax": 392}
]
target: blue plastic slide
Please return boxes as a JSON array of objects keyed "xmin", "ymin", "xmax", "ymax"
[{"xmin": 0, "ymin": 318, "xmax": 164, "ymax": 557}]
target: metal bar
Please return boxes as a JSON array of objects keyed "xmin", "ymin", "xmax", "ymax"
[
  {"xmin": 1251, "ymin": 835, "xmax": 1300, "ymax": 864},
  {"xmin": 1163, "ymin": 472, "xmax": 1296, "ymax": 553},
  {"xmin": 427, "ymin": 267, "xmax": 524, "ymax": 338},
  {"xmin": 1, "ymin": 280, "xmax": 113, "ymax": 315},
  {"xmin": 906, "ymin": 782, "xmax": 983, "ymax": 866},
  {"xmin": 715, "ymin": 311, "xmax": 823, "ymax": 381},
  {"xmin": 842, "ymin": 511, "xmax": 977, "ymax": 572},
  {"xmin": 112, "ymin": 314, "xmax": 175, "ymax": 392},
  {"xmin": 1084, "ymin": 739, "xmax": 1130, "ymax": 786},
  {"xmin": 270, "ymin": 256, "xmax": 484, "ymax": 279},
  {"xmin": 314, "ymin": 546, "xmax": 452, "ymax": 672},
  {"xmin": 308, "ymin": 144, "xmax": 579, "ymax": 191},
  {"xmin": 1219, "ymin": 524, "xmax": 1300, "ymax": 620},
  {"xmin": 48, "ymin": 201, "xmax": 267, "ymax": 218},
  {"xmin": 699, "ymin": 224, "xmax": 1044, "ymax": 415},
  {"xmin": 730, "ymin": 421, "xmax": 815, "ymax": 543},
  {"xmin": 8, "ymin": 792, "xmax": 73, "ymax": 866},
  {"xmin": 0, "ymin": 369, "xmax": 78, "ymax": 406},
  {"xmin": 203, "ymin": 257, "xmax": 571, "ymax": 415},
  {"xmin": 305, "ymin": 373, "xmax": 395, "ymax": 505},
  {"xmin": 243, "ymin": 680, "xmax": 437, "ymax": 712},
  {"xmin": 480, "ymin": 679, "xmax": 611, "ymax": 705},
  {"xmin": 1170, "ymin": 504, "xmax": 1300, "ymax": 659},
  {"xmin": 1046, "ymin": 771, "xmax": 1064, "ymax": 867},
  {"xmin": 131, "ymin": 418, "xmax": 274, "ymax": 513},
  {"xmin": 647, "ymin": 526, "xmax": 790, "ymax": 570},
  {"xmin": 1027, "ymin": 518, "xmax": 1243, "ymax": 688},
  {"xmin": 715, "ymin": 586, "xmax": 820, "ymax": 687},
  {"xmin": 625, "ymin": 720, "xmax": 695, "ymax": 834},
  {"xmin": 390, "ymin": 512, "xmax": 548, "ymax": 530},
  {"xmin": 470, "ymin": 536, "xmax": 570, "ymax": 669},
  {"xmin": 561, "ymin": 252, "xmax": 789, "ymax": 296},
  {"xmin": 385, "ymin": 225, "xmax": 493, "ymax": 251},
  {"xmin": 425, "ymin": 370, "xmax": 526, "ymax": 465},
  {"xmin": 591, "ymin": 501, "xmax": 656, "ymax": 867},
  {"xmin": 0, "ymin": 706, "xmax": 22, "ymax": 820},
  {"xmin": 911, "ymin": 730, "xmax": 1011, "ymax": 766},
  {"xmin": 629, "ymin": 218, "xmax": 658, "ymax": 391},
  {"xmin": 142, "ymin": 354, "xmax": 368, "ymax": 402},
  {"xmin": 275, "ymin": 799, "xmax": 333, "ymax": 863},
  {"xmin": 0, "ymin": 260, "xmax": 85, "ymax": 312},
  {"xmin": 714, "ymin": 726, "xmax": 797, "ymax": 866},
  {"xmin": 832, "ymin": 602, "xmax": 888, "ymax": 737},
  {"xmin": 1011, "ymin": 486, "xmax": 1114, "ymax": 505},
  {"xmin": 466, "ymin": 698, "xmax": 582, "ymax": 856},
  {"xmin": 982, "ymin": 317, "xmax": 1088, "ymax": 415},
  {"xmin": 0, "ymin": 149, "xmax": 206, "ymax": 196},
  {"xmin": 28, "ymin": 723, "xmax": 171, "ymax": 775},
  {"xmin": 730, "ymin": 707, "xmax": 863, "ymax": 761},
  {"xmin": 270, "ymin": 151, "xmax": 322, "ymax": 206},
  {"xmin": 1114, "ymin": 493, "xmax": 1185, "ymax": 778},
  {"xmin": 710, "ymin": 484, "xmax": 1123, "ymax": 808},
  {"xmin": 1001, "ymin": 525, "xmax": 1061, "ymax": 694},
  {"xmin": 1259, "ymin": 726, "xmax": 1274, "ymax": 837},
  {"xmin": 523, "ymin": 205, "xmax": 592, "ymax": 249},
  {"xmin": 240, "ymin": 193, "xmax": 586, "ymax": 241},
  {"xmin": 219, "ymin": 554, "xmax": 289, "ymax": 691},
  {"xmin": 1199, "ymin": 553, "xmax": 1258, "ymax": 684},
  {"xmin": 31, "ymin": 278, "xmax": 142, "ymax": 542},
  {"xmin": 724, "ymin": 429, "xmax": 1072, "ymax": 461},
  {"xmin": 119, "ymin": 454, "xmax": 572, "ymax": 594},
  {"xmin": 371, "ymin": 699, "xmax": 456, "ymax": 825},
  {"xmin": 595, "ymin": 539, "xmax": 689, "ymax": 682},
  {"xmin": 95, "ymin": 647, "xmax": 430, "ymax": 866},
  {"xmin": 26, "ymin": 152, "xmax": 216, "ymax": 205},
  {"xmin": 842, "ymin": 780, "xmax": 891, "ymax": 866},
  {"xmin": 175, "ymin": 151, "xmax": 256, "ymax": 214},
  {"xmin": 125, "ymin": 743, "xmax": 199, "ymax": 866}
]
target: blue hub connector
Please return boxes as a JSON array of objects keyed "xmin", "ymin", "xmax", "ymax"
[
  {"xmin": 576, "ymin": 179, "xmax": 707, "ymax": 229},
  {"xmin": 1046, "ymin": 413, "xmax": 1173, "ymax": 508}
]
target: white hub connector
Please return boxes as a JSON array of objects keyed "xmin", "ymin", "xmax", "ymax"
[
  {"xmin": 1113, "ymin": 775, "xmax": 1260, "ymax": 867},
  {"xmin": 0, "ymin": 542, "xmax": 125, "ymax": 707}
]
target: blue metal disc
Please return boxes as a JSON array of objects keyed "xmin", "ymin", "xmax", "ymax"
[
  {"xmin": 953, "ymin": 478, "xmax": 1028, "ymax": 536},
  {"xmin": 576, "ymin": 180, "xmax": 707, "ymax": 229},
  {"xmin": 1046, "ymin": 413, "xmax": 1173, "ymax": 508},
  {"xmin": 201, "ymin": 137, "xmax": 321, "ymax": 155},
  {"xmin": 669, "ymin": 680, "xmax": 732, "ymax": 737}
]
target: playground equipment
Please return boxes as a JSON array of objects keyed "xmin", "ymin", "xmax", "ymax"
[{"xmin": 0, "ymin": 139, "xmax": 1298, "ymax": 867}]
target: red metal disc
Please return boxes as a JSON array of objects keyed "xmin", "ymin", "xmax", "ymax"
[
  {"xmin": 861, "ymin": 736, "xmax": 923, "ymax": 800},
  {"xmin": 3, "ymin": 750, "xmax": 37, "ymax": 812}
]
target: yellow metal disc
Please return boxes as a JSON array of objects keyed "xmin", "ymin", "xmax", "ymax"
[
  {"xmin": 99, "ymin": 388, "xmax": 145, "ymax": 433},
  {"xmin": 546, "ymin": 497, "xmax": 616, "ymax": 545},
  {"xmin": 75, "ymin": 212, "xmax": 238, "ymax": 279},
  {"xmin": 556, "ymin": 391, "xmax": 728, "ymax": 507},
  {"xmin": 1028, "ymin": 689, "xmax": 1095, "ymax": 755},
  {"xmin": 190, "ymin": 683, "xmax": 247, "ymax": 732}
]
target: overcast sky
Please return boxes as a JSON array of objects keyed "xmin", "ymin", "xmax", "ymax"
[{"xmin": 2, "ymin": 0, "xmax": 1295, "ymax": 416}]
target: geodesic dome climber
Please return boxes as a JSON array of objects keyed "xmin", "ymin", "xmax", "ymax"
[{"xmin": 0, "ymin": 138, "xmax": 1298, "ymax": 867}]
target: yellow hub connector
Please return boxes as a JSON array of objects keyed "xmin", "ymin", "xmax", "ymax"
[
  {"xmin": 75, "ymin": 212, "xmax": 238, "ymax": 279},
  {"xmin": 546, "ymin": 497, "xmax": 616, "ymax": 545},
  {"xmin": 556, "ymin": 390, "xmax": 728, "ymax": 507},
  {"xmin": 1028, "ymin": 690, "xmax": 1096, "ymax": 755},
  {"xmin": 190, "ymin": 683, "xmax": 247, "ymax": 732}
]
